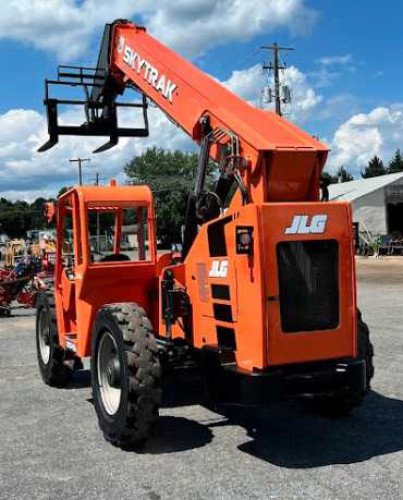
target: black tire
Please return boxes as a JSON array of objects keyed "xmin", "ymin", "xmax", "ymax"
[
  {"xmin": 35, "ymin": 291, "xmax": 70, "ymax": 387},
  {"xmin": 314, "ymin": 309, "xmax": 374, "ymax": 416},
  {"xmin": 91, "ymin": 303, "xmax": 162, "ymax": 448},
  {"xmin": 358, "ymin": 309, "xmax": 374, "ymax": 392},
  {"xmin": 0, "ymin": 308, "xmax": 11, "ymax": 317}
]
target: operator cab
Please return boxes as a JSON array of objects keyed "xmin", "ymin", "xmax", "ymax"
[
  {"xmin": 56, "ymin": 184, "xmax": 155, "ymax": 278},
  {"xmin": 53, "ymin": 184, "xmax": 158, "ymax": 358}
]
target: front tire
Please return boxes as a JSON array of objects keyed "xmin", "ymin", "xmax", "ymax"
[
  {"xmin": 91, "ymin": 303, "xmax": 161, "ymax": 448},
  {"xmin": 36, "ymin": 292, "xmax": 70, "ymax": 387}
]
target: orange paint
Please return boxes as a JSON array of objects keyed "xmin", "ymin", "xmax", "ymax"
[{"xmin": 48, "ymin": 21, "xmax": 358, "ymax": 379}]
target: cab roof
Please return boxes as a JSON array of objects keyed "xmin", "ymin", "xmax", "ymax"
[{"xmin": 60, "ymin": 184, "xmax": 153, "ymax": 206}]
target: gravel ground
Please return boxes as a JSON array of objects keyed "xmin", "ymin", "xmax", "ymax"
[{"xmin": 1, "ymin": 257, "xmax": 403, "ymax": 500}]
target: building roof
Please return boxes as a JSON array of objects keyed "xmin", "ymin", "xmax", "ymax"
[{"xmin": 328, "ymin": 172, "xmax": 403, "ymax": 203}]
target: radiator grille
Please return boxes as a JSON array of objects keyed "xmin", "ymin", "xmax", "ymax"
[{"xmin": 277, "ymin": 240, "xmax": 339, "ymax": 333}]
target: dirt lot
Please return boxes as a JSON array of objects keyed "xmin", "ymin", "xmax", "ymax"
[{"xmin": 1, "ymin": 257, "xmax": 403, "ymax": 499}]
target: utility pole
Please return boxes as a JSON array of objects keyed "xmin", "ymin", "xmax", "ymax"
[
  {"xmin": 91, "ymin": 172, "xmax": 106, "ymax": 253},
  {"xmin": 91, "ymin": 172, "xmax": 105, "ymax": 186},
  {"xmin": 93, "ymin": 173, "xmax": 105, "ymax": 251},
  {"xmin": 261, "ymin": 43, "xmax": 294, "ymax": 116},
  {"xmin": 69, "ymin": 157, "xmax": 90, "ymax": 185}
]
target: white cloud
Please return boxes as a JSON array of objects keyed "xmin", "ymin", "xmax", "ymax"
[
  {"xmin": 221, "ymin": 64, "xmax": 264, "ymax": 103},
  {"xmin": 146, "ymin": 0, "xmax": 318, "ymax": 57},
  {"xmin": 313, "ymin": 93, "xmax": 359, "ymax": 122},
  {"xmin": 0, "ymin": 1, "xmax": 321, "ymax": 198},
  {"xmin": 279, "ymin": 66, "xmax": 322, "ymax": 122},
  {"xmin": 0, "ymin": 60, "xmax": 322, "ymax": 200},
  {"xmin": 310, "ymin": 54, "xmax": 355, "ymax": 88},
  {"xmin": 0, "ymin": 0, "xmax": 318, "ymax": 60},
  {"xmin": 328, "ymin": 105, "xmax": 403, "ymax": 174},
  {"xmin": 222, "ymin": 64, "xmax": 322, "ymax": 123},
  {"xmin": 0, "ymin": 105, "xmax": 192, "ymax": 201},
  {"xmin": 318, "ymin": 54, "xmax": 353, "ymax": 66},
  {"xmin": 0, "ymin": 1, "xmax": 89, "ymax": 60},
  {"xmin": 309, "ymin": 67, "xmax": 340, "ymax": 88}
]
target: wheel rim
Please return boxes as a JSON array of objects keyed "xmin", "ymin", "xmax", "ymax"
[
  {"xmin": 97, "ymin": 331, "xmax": 121, "ymax": 415},
  {"xmin": 38, "ymin": 308, "xmax": 51, "ymax": 365}
]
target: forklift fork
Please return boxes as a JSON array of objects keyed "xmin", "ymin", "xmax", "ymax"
[{"xmin": 38, "ymin": 65, "xmax": 149, "ymax": 154}]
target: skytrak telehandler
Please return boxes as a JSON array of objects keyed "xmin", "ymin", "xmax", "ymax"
[{"xmin": 36, "ymin": 20, "xmax": 374, "ymax": 447}]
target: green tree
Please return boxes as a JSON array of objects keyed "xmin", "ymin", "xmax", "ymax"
[
  {"xmin": 388, "ymin": 149, "xmax": 403, "ymax": 173},
  {"xmin": 321, "ymin": 166, "xmax": 353, "ymax": 185},
  {"xmin": 0, "ymin": 196, "xmax": 57, "ymax": 238},
  {"xmin": 1, "ymin": 200, "xmax": 31, "ymax": 238},
  {"xmin": 321, "ymin": 171, "xmax": 338, "ymax": 185},
  {"xmin": 361, "ymin": 156, "xmax": 387, "ymax": 178},
  {"xmin": 57, "ymin": 186, "xmax": 71, "ymax": 198},
  {"xmin": 124, "ymin": 147, "xmax": 215, "ymax": 247},
  {"xmin": 336, "ymin": 166, "xmax": 353, "ymax": 182},
  {"xmin": 30, "ymin": 197, "xmax": 48, "ymax": 230}
]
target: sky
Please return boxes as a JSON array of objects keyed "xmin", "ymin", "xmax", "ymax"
[{"xmin": 0, "ymin": 0, "xmax": 402, "ymax": 201}]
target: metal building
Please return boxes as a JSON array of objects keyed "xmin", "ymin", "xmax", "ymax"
[{"xmin": 328, "ymin": 172, "xmax": 403, "ymax": 237}]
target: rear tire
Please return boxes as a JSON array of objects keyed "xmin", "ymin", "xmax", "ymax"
[
  {"xmin": 358, "ymin": 309, "xmax": 374, "ymax": 391},
  {"xmin": 0, "ymin": 308, "xmax": 11, "ymax": 317},
  {"xmin": 313, "ymin": 309, "xmax": 374, "ymax": 416},
  {"xmin": 91, "ymin": 303, "xmax": 161, "ymax": 448},
  {"xmin": 35, "ymin": 292, "xmax": 70, "ymax": 387}
]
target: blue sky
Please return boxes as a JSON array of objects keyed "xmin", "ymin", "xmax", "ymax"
[{"xmin": 0, "ymin": 0, "xmax": 402, "ymax": 200}]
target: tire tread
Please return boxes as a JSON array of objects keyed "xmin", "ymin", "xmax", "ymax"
[
  {"xmin": 95, "ymin": 302, "xmax": 161, "ymax": 447},
  {"xmin": 36, "ymin": 290, "xmax": 70, "ymax": 387}
]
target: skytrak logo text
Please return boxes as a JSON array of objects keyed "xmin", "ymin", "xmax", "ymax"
[{"xmin": 118, "ymin": 36, "xmax": 177, "ymax": 104}]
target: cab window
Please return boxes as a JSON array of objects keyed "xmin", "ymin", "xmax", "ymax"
[
  {"xmin": 87, "ymin": 206, "xmax": 150, "ymax": 263},
  {"xmin": 58, "ymin": 197, "xmax": 76, "ymax": 277}
]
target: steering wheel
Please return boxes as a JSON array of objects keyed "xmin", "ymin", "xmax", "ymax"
[
  {"xmin": 196, "ymin": 191, "xmax": 222, "ymax": 222},
  {"xmin": 90, "ymin": 249, "xmax": 131, "ymax": 263},
  {"xmin": 90, "ymin": 249, "xmax": 106, "ymax": 262},
  {"xmin": 99, "ymin": 253, "xmax": 131, "ymax": 262}
]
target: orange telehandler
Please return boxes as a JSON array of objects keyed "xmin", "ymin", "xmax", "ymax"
[{"xmin": 36, "ymin": 19, "xmax": 374, "ymax": 447}]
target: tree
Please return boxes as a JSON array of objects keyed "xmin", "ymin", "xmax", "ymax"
[
  {"xmin": 0, "ymin": 199, "xmax": 31, "ymax": 238},
  {"xmin": 29, "ymin": 197, "xmax": 48, "ymax": 232},
  {"xmin": 388, "ymin": 149, "xmax": 403, "ymax": 174},
  {"xmin": 0, "ymin": 196, "xmax": 57, "ymax": 238},
  {"xmin": 337, "ymin": 166, "xmax": 353, "ymax": 182},
  {"xmin": 321, "ymin": 171, "xmax": 338, "ymax": 185},
  {"xmin": 57, "ymin": 186, "xmax": 71, "ymax": 198},
  {"xmin": 321, "ymin": 166, "xmax": 353, "ymax": 185},
  {"xmin": 361, "ymin": 156, "xmax": 387, "ymax": 178},
  {"xmin": 124, "ymin": 147, "xmax": 216, "ymax": 247}
]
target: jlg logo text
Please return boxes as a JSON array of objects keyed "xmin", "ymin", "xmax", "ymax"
[
  {"xmin": 209, "ymin": 261, "xmax": 228, "ymax": 278},
  {"xmin": 285, "ymin": 215, "xmax": 328, "ymax": 235}
]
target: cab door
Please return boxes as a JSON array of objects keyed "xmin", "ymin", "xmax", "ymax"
[{"xmin": 54, "ymin": 192, "xmax": 82, "ymax": 348}]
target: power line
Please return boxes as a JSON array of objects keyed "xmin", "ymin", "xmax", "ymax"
[
  {"xmin": 261, "ymin": 43, "xmax": 294, "ymax": 116},
  {"xmin": 91, "ymin": 172, "xmax": 106, "ymax": 252},
  {"xmin": 69, "ymin": 157, "xmax": 90, "ymax": 185},
  {"xmin": 91, "ymin": 173, "xmax": 106, "ymax": 186},
  {"xmin": 238, "ymin": 47, "xmax": 262, "ymax": 68}
]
